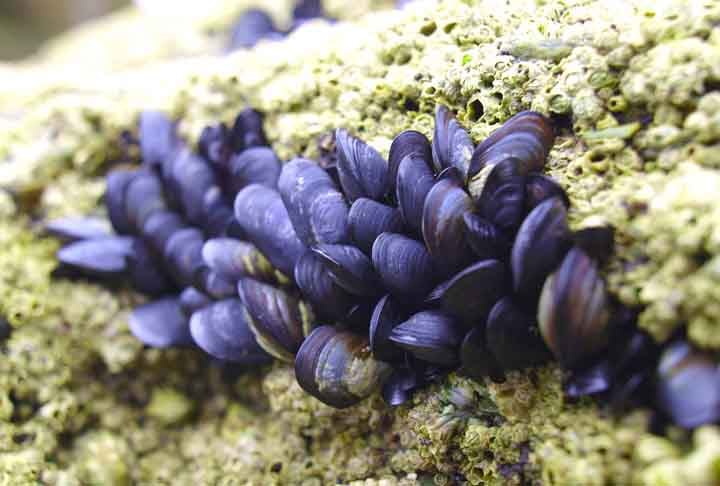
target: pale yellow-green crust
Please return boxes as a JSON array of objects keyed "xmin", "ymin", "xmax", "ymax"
[{"xmin": 2, "ymin": 0, "xmax": 720, "ymax": 483}]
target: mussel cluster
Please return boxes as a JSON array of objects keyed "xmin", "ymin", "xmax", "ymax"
[{"xmin": 48, "ymin": 104, "xmax": 720, "ymax": 430}]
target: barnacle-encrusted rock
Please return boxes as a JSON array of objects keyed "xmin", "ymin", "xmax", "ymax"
[{"xmin": 3, "ymin": 0, "xmax": 720, "ymax": 483}]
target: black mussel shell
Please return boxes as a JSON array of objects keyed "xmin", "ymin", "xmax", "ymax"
[
  {"xmin": 369, "ymin": 294, "xmax": 407, "ymax": 362},
  {"xmin": 140, "ymin": 210, "xmax": 186, "ymax": 255},
  {"xmin": 202, "ymin": 238, "xmax": 275, "ymax": 283},
  {"xmin": 44, "ymin": 217, "xmax": 112, "ymax": 243},
  {"xmin": 459, "ymin": 326, "xmax": 504, "ymax": 382},
  {"xmin": 227, "ymin": 146, "xmax": 281, "ymax": 193},
  {"xmin": 432, "ymin": 105, "xmax": 474, "ymax": 179},
  {"xmin": 189, "ymin": 299, "xmax": 271, "ymax": 364},
  {"xmin": 278, "ymin": 158, "xmax": 349, "ymax": 246},
  {"xmin": 396, "ymin": 153, "xmax": 436, "ymax": 235},
  {"xmin": 382, "ymin": 367, "xmax": 418, "ymax": 406},
  {"xmin": 311, "ymin": 244, "xmax": 381, "ymax": 297},
  {"xmin": 468, "ymin": 110, "xmax": 554, "ymax": 177},
  {"xmin": 179, "ymin": 287, "xmax": 212, "ymax": 316},
  {"xmin": 476, "ymin": 157, "xmax": 527, "ymax": 233},
  {"xmin": 139, "ymin": 111, "xmax": 179, "ymax": 167},
  {"xmin": 233, "ymin": 184, "xmax": 306, "ymax": 278},
  {"xmin": 462, "ymin": 212, "xmax": 509, "ymax": 260},
  {"xmin": 57, "ymin": 236, "xmax": 134, "ymax": 278},
  {"xmin": 228, "ymin": 9, "xmax": 280, "ymax": 51},
  {"xmin": 525, "ymin": 173, "xmax": 569, "ymax": 211},
  {"xmin": 389, "ymin": 310, "xmax": 463, "ymax": 366},
  {"xmin": 422, "ymin": 177, "xmax": 474, "ymax": 276},
  {"xmin": 428, "ymin": 259, "xmax": 508, "ymax": 328},
  {"xmin": 511, "ymin": 197, "xmax": 571, "ymax": 304},
  {"xmin": 163, "ymin": 228, "xmax": 205, "ymax": 287},
  {"xmin": 572, "ymin": 226, "xmax": 615, "ymax": 265},
  {"xmin": 292, "ymin": 0, "xmax": 324, "ymax": 22},
  {"xmin": 335, "ymin": 129, "xmax": 389, "ymax": 202},
  {"xmin": 106, "ymin": 169, "xmax": 136, "ymax": 234},
  {"xmin": 230, "ymin": 108, "xmax": 268, "ymax": 152},
  {"xmin": 294, "ymin": 250, "xmax": 355, "ymax": 321},
  {"xmin": 198, "ymin": 122, "xmax": 230, "ymax": 166},
  {"xmin": 538, "ymin": 247, "xmax": 611, "ymax": 369},
  {"xmin": 372, "ymin": 232, "xmax": 435, "ymax": 298},
  {"xmin": 295, "ymin": 325, "xmax": 391, "ymax": 408},
  {"xmin": 388, "ymin": 130, "xmax": 431, "ymax": 195},
  {"xmin": 125, "ymin": 172, "xmax": 168, "ymax": 232},
  {"xmin": 565, "ymin": 359, "xmax": 612, "ymax": 398},
  {"xmin": 126, "ymin": 239, "xmax": 174, "ymax": 296},
  {"xmin": 485, "ymin": 297, "xmax": 551, "ymax": 371},
  {"xmin": 656, "ymin": 340, "xmax": 720, "ymax": 429},
  {"xmin": 238, "ymin": 278, "xmax": 312, "ymax": 362},
  {"xmin": 348, "ymin": 198, "xmax": 404, "ymax": 254},
  {"xmin": 129, "ymin": 297, "xmax": 193, "ymax": 348}
]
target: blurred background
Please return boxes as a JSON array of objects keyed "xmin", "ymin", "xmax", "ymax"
[{"xmin": 0, "ymin": 0, "xmax": 130, "ymax": 60}]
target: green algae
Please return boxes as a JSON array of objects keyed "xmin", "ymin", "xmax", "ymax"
[{"xmin": 1, "ymin": 0, "xmax": 720, "ymax": 483}]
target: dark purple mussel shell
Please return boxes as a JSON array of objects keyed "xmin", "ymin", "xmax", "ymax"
[
  {"xmin": 169, "ymin": 152, "xmax": 217, "ymax": 225},
  {"xmin": 459, "ymin": 326, "xmax": 504, "ymax": 382},
  {"xmin": 227, "ymin": 146, "xmax": 281, "ymax": 193},
  {"xmin": 162, "ymin": 228, "xmax": 205, "ymax": 287},
  {"xmin": 238, "ymin": 278, "xmax": 313, "ymax": 362},
  {"xmin": 56, "ymin": 236, "xmax": 135, "ymax": 278},
  {"xmin": 372, "ymin": 232, "xmax": 435, "ymax": 298},
  {"xmin": 129, "ymin": 297, "xmax": 193, "ymax": 348},
  {"xmin": 427, "ymin": 259, "xmax": 508, "ymax": 328},
  {"xmin": 294, "ymin": 250, "xmax": 354, "ymax": 321},
  {"xmin": 311, "ymin": 244, "xmax": 381, "ymax": 298},
  {"xmin": 565, "ymin": 359, "xmax": 612, "ymax": 398},
  {"xmin": 388, "ymin": 130, "xmax": 431, "ymax": 195},
  {"xmin": 432, "ymin": 105, "xmax": 474, "ymax": 180},
  {"xmin": 422, "ymin": 177, "xmax": 474, "ymax": 276},
  {"xmin": 195, "ymin": 267, "xmax": 237, "ymax": 299},
  {"xmin": 382, "ymin": 367, "xmax": 419, "ymax": 406},
  {"xmin": 335, "ymin": 129, "xmax": 389, "ymax": 202},
  {"xmin": 369, "ymin": 294, "xmax": 407, "ymax": 362},
  {"xmin": 140, "ymin": 210, "xmax": 186, "ymax": 255},
  {"xmin": 202, "ymin": 238, "xmax": 276, "ymax": 283},
  {"xmin": 106, "ymin": 169, "xmax": 137, "ymax": 234},
  {"xmin": 572, "ymin": 226, "xmax": 615, "ymax": 265},
  {"xmin": 179, "ymin": 287, "xmax": 212, "ymax": 316},
  {"xmin": 396, "ymin": 152, "xmax": 435, "ymax": 234},
  {"xmin": 233, "ymin": 184, "xmax": 306, "ymax": 278},
  {"xmin": 278, "ymin": 158, "xmax": 349, "ymax": 246},
  {"xmin": 200, "ymin": 186, "xmax": 236, "ymax": 237},
  {"xmin": 485, "ymin": 297, "xmax": 551, "ymax": 371},
  {"xmin": 124, "ymin": 171, "xmax": 169, "ymax": 232},
  {"xmin": 475, "ymin": 157, "xmax": 527, "ymax": 233},
  {"xmin": 468, "ymin": 110, "xmax": 554, "ymax": 177},
  {"xmin": 538, "ymin": 247, "xmax": 611, "ymax": 369},
  {"xmin": 198, "ymin": 122, "xmax": 230, "ymax": 167},
  {"xmin": 228, "ymin": 10, "xmax": 281, "ymax": 50},
  {"xmin": 126, "ymin": 239, "xmax": 174, "ymax": 296},
  {"xmin": 44, "ymin": 217, "xmax": 112, "ymax": 244},
  {"xmin": 348, "ymin": 198, "xmax": 404, "ymax": 254},
  {"xmin": 525, "ymin": 173, "xmax": 569, "ymax": 211},
  {"xmin": 189, "ymin": 298, "xmax": 271, "ymax": 364},
  {"xmin": 511, "ymin": 197, "xmax": 571, "ymax": 305},
  {"xmin": 295, "ymin": 325, "xmax": 391, "ymax": 408},
  {"xmin": 462, "ymin": 212, "xmax": 509, "ymax": 261},
  {"xmin": 138, "ymin": 111, "xmax": 179, "ymax": 167},
  {"xmin": 389, "ymin": 310, "xmax": 463, "ymax": 366},
  {"xmin": 230, "ymin": 108, "xmax": 268, "ymax": 152}
]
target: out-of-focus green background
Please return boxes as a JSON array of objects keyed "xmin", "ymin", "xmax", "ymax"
[{"xmin": 0, "ymin": 0, "xmax": 129, "ymax": 60}]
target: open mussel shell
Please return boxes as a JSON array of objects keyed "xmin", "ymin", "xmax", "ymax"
[
  {"xmin": 163, "ymin": 228, "xmax": 205, "ymax": 287},
  {"xmin": 432, "ymin": 105, "xmax": 474, "ymax": 180},
  {"xmin": 189, "ymin": 299, "xmax": 271, "ymax": 364},
  {"xmin": 462, "ymin": 212, "xmax": 508, "ymax": 261},
  {"xmin": 129, "ymin": 297, "xmax": 193, "ymax": 348},
  {"xmin": 311, "ymin": 244, "xmax": 381, "ymax": 298},
  {"xmin": 202, "ymin": 238, "xmax": 276, "ymax": 283},
  {"xmin": 44, "ymin": 217, "xmax": 112, "ymax": 244},
  {"xmin": 227, "ymin": 146, "xmax": 281, "ymax": 193},
  {"xmin": 348, "ymin": 198, "xmax": 404, "ymax": 254},
  {"xmin": 125, "ymin": 172, "xmax": 169, "ymax": 232},
  {"xmin": 238, "ymin": 278, "xmax": 313, "ymax": 362},
  {"xmin": 230, "ymin": 108, "xmax": 268, "ymax": 151},
  {"xmin": 179, "ymin": 287, "xmax": 212, "ymax": 316},
  {"xmin": 126, "ymin": 239, "xmax": 174, "ymax": 296},
  {"xmin": 335, "ymin": 129, "xmax": 388, "ymax": 202},
  {"xmin": 295, "ymin": 325, "xmax": 391, "ymax": 408},
  {"xmin": 140, "ymin": 210, "xmax": 186, "ymax": 255},
  {"xmin": 198, "ymin": 122, "xmax": 230, "ymax": 166},
  {"xmin": 475, "ymin": 157, "xmax": 527, "ymax": 233},
  {"xmin": 138, "ymin": 111, "xmax": 179, "ymax": 167},
  {"xmin": 427, "ymin": 259, "xmax": 508, "ymax": 328},
  {"xmin": 422, "ymin": 177, "xmax": 474, "ymax": 276},
  {"xmin": 459, "ymin": 326, "xmax": 504, "ymax": 382},
  {"xmin": 468, "ymin": 110, "xmax": 554, "ymax": 177},
  {"xmin": 511, "ymin": 197, "xmax": 571, "ymax": 304},
  {"xmin": 106, "ymin": 169, "xmax": 137, "ymax": 234},
  {"xmin": 485, "ymin": 297, "xmax": 551, "ymax": 371},
  {"xmin": 278, "ymin": 158, "xmax": 349, "ymax": 246},
  {"xmin": 294, "ymin": 250, "xmax": 355, "ymax": 321},
  {"xmin": 372, "ymin": 232, "xmax": 435, "ymax": 298},
  {"xmin": 525, "ymin": 173, "xmax": 569, "ymax": 211},
  {"xmin": 656, "ymin": 341, "xmax": 720, "ymax": 429},
  {"xmin": 538, "ymin": 247, "xmax": 611, "ymax": 370},
  {"xmin": 234, "ymin": 184, "xmax": 307, "ymax": 278},
  {"xmin": 389, "ymin": 310, "xmax": 463, "ymax": 366},
  {"xmin": 57, "ymin": 236, "xmax": 135, "ymax": 278},
  {"xmin": 388, "ymin": 130, "xmax": 431, "ymax": 195},
  {"xmin": 369, "ymin": 294, "xmax": 407, "ymax": 362},
  {"xmin": 396, "ymin": 153, "xmax": 436, "ymax": 234}
]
